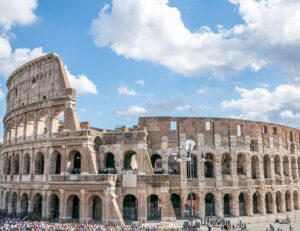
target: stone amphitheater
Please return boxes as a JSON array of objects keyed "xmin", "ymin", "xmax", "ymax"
[{"xmin": 1, "ymin": 53, "xmax": 300, "ymax": 225}]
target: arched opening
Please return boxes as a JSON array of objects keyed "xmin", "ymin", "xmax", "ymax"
[
  {"xmin": 239, "ymin": 193, "xmax": 247, "ymax": 216},
  {"xmin": 147, "ymin": 195, "xmax": 161, "ymax": 221},
  {"xmin": 68, "ymin": 151, "xmax": 81, "ymax": 174},
  {"xmin": 17, "ymin": 118, "xmax": 24, "ymax": 139},
  {"xmin": 285, "ymin": 191, "xmax": 292, "ymax": 212},
  {"xmin": 290, "ymin": 144, "xmax": 295, "ymax": 154},
  {"xmin": 123, "ymin": 194, "xmax": 138, "ymax": 222},
  {"xmin": 105, "ymin": 152, "xmax": 116, "ymax": 169},
  {"xmin": 23, "ymin": 153, "xmax": 30, "ymax": 175},
  {"xmin": 205, "ymin": 193, "xmax": 215, "ymax": 216},
  {"xmin": 251, "ymin": 156, "xmax": 259, "ymax": 179},
  {"xmin": 253, "ymin": 192, "xmax": 260, "ymax": 214},
  {"xmin": 52, "ymin": 110, "xmax": 65, "ymax": 133},
  {"xmin": 186, "ymin": 154, "xmax": 197, "ymax": 178},
  {"xmin": 37, "ymin": 111, "xmax": 48, "ymax": 135},
  {"xmin": 67, "ymin": 195, "xmax": 80, "ymax": 220},
  {"xmin": 48, "ymin": 194, "xmax": 60, "ymax": 220},
  {"xmin": 13, "ymin": 154, "xmax": 20, "ymax": 175},
  {"xmin": 274, "ymin": 155, "xmax": 281, "ymax": 176},
  {"xmin": 263, "ymin": 155, "xmax": 271, "ymax": 178},
  {"xmin": 5, "ymin": 156, "xmax": 11, "ymax": 175},
  {"xmin": 187, "ymin": 193, "xmax": 199, "ymax": 216},
  {"xmin": 237, "ymin": 153, "xmax": 246, "ymax": 175},
  {"xmin": 276, "ymin": 192, "xmax": 282, "ymax": 213},
  {"xmin": 124, "ymin": 150, "xmax": 138, "ymax": 170},
  {"xmin": 291, "ymin": 157, "xmax": 297, "ymax": 179},
  {"xmin": 221, "ymin": 153, "xmax": 231, "ymax": 175},
  {"xmin": 293, "ymin": 191, "xmax": 299, "ymax": 210},
  {"xmin": 33, "ymin": 193, "xmax": 43, "ymax": 219},
  {"xmin": 35, "ymin": 152, "xmax": 44, "ymax": 175},
  {"xmin": 205, "ymin": 153, "xmax": 214, "ymax": 178},
  {"xmin": 223, "ymin": 194, "xmax": 232, "ymax": 217},
  {"xmin": 151, "ymin": 154, "xmax": 163, "ymax": 174},
  {"xmin": 25, "ymin": 112, "xmax": 35, "ymax": 137},
  {"xmin": 265, "ymin": 192, "xmax": 273, "ymax": 214},
  {"xmin": 168, "ymin": 154, "xmax": 180, "ymax": 174},
  {"xmin": 283, "ymin": 156, "xmax": 290, "ymax": 177},
  {"xmin": 20, "ymin": 193, "xmax": 29, "ymax": 217},
  {"xmin": 4, "ymin": 192, "xmax": 9, "ymax": 213},
  {"xmin": 93, "ymin": 136, "xmax": 102, "ymax": 152},
  {"xmin": 10, "ymin": 122, "xmax": 16, "ymax": 142},
  {"xmin": 11, "ymin": 192, "xmax": 17, "ymax": 215},
  {"xmin": 88, "ymin": 196, "xmax": 102, "ymax": 222},
  {"xmin": 171, "ymin": 194, "xmax": 181, "ymax": 218},
  {"xmin": 50, "ymin": 151, "xmax": 61, "ymax": 174},
  {"xmin": 250, "ymin": 140, "xmax": 259, "ymax": 152}
]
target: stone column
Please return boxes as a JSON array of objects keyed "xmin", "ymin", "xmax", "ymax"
[
  {"xmin": 79, "ymin": 190, "xmax": 86, "ymax": 223},
  {"xmin": 232, "ymin": 191, "xmax": 239, "ymax": 217},
  {"xmin": 42, "ymin": 190, "xmax": 47, "ymax": 218},
  {"xmin": 215, "ymin": 191, "xmax": 223, "ymax": 217},
  {"xmin": 138, "ymin": 188, "xmax": 147, "ymax": 222},
  {"xmin": 23, "ymin": 113, "xmax": 27, "ymax": 140},
  {"xmin": 247, "ymin": 192, "xmax": 253, "ymax": 216},
  {"xmin": 59, "ymin": 190, "xmax": 66, "ymax": 222}
]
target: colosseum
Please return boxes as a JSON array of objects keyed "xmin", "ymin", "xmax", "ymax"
[{"xmin": 1, "ymin": 53, "xmax": 300, "ymax": 225}]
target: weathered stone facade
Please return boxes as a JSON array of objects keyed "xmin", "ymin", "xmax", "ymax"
[{"xmin": 1, "ymin": 54, "xmax": 300, "ymax": 224}]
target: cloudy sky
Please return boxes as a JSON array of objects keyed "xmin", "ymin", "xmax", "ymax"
[{"xmin": 1, "ymin": 0, "xmax": 300, "ymax": 141}]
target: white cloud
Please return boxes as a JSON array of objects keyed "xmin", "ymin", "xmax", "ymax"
[
  {"xmin": 116, "ymin": 105, "xmax": 147, "ymax": 119},
  {"xmin": 279, "ymin": 110, "xmax": 300, "ymax": 119},
  {"xmin": 117, "ymin": 86, "xmax": 137, "ymax": 96},
  {"xmin": 134, "ymin": 80, "xmax": 145, "ymax": 86},
  {"xmin": 66, "ymin": 68, "xmax": 98, "ymax": 95},
  {"xmin": 0, "ymin": 0, "xmax": 37, "ymax": 30},
  {"xmin": 91, "ymin": 0, "xmax": 300, "ymax": 77},
  {"xmin": 0, "ymin": 47, "xmax": 44, "ymax": 77},
  {"xmin": 0, "ymin": 89, "xmax": 4, "ymax": 100},
  {"xmin": 176, "ymin": 104, "xmax": 191, "ymax": 111},
  {"xmin": 221, "ymin": 84, "xmax": 300, "ymax": 121},
  {"xmin": 80, "ymin": 107, "xmax": 87, "ymax": 112}
]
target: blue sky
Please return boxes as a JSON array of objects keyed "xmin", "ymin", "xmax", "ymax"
[{"xmin": 1, "ymin": 0, "xmax": 300, "ymax": 141}]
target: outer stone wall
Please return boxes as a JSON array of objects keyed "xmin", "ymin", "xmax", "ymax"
[{"xmin": 1, "ymin": 54, "xmax": 300, "ymax": 224}]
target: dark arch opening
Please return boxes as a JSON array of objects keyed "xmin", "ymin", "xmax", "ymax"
[
  {"xmin": 205, "ymin": 153, "xmax": 214, "ymax": 178},
  {"xmin": 49, "ymin": 194, "xmax": 60, "ymax": 220},
  {"xmin": 20, "ymin": 193, "xmax": 29, "ymax": 218},
  {"xmin": 106, "ymin": 152, "xmax": 116, "ymax": 169},
  {"xmin": 33, "ymin": 193, "xmax": 43, "ymax": 219},
  {"xmin": 205, "ymin": 193, "xmax": 215, "ymax": 216},
  {"xmin": 147, "ymin": 195, "xmax": 161, "ymax": 221},
  {"xmin": 89, "ymin": 196, "xmax": 102, "ymax": 221},
  {"xmin": 239, "ymin": 193, "xmax": 247, "ymax": 216},
  {"xmin": 35, "ymin": 152, "xmax": 44, "ymax": 175},
  {"xmin": 171, "ymin": 194, "xmax": 181, "ymax": 218},
  {"xmin": 223, "ymin": 194, "xmax": 231, "ymax": 217},
  {"xmin": 123, "ymin": 194, "xmax": 138, "ymax": 222},
  {"xmin": 186, "ymin": 154, "xmax": 197, "ymax": 178},
  {"xmin": 124, "ymin": 150, "xmax": 138, "ymax": 170},
  {"xmin": 253, "ymin": 193, "xmax": 260, "ymax": 214}
]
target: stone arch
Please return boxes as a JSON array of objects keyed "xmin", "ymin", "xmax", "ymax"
[
  {"xmin": 124, "ymin": 150, "xmax": 138, "ymax": 170},
  {"xmin": 13, "ymin": 154, "xmax": 20, "ymax": 175},
  {"xmin": 186, "ymin": 193, "xmax": 199, "ymax": 216},
  {"xmin": 285, "ymin": 191, "xmax": 292, "ymax": 212},
  {"xmin": 104, "ymin": 152, "xmax": 115, "ymax": 169},
  {"xmin": 171, "ymin": 193, "xmax": 181, "ymax": 218},
  {"xmin": 168, "ymin": 154, "xmax": 180, "ymax": 174},
  {"xmin": 147, "ymin": 194, "xmax": 161, "ymax": 221},
  {"xmin": 87, "ymin": 195, "xmax": 102, "ymax": 221},
  {"xmin": 16, "ymin": 117, "xmax": 25, "ymax": 139},
  {"xmin": 93, "ymin": 136, "xmax": 102, "ymax": 152},
  {"xmin": 4, "ymin": 192, "xmax": 9, "ymax": 213},
  {"xmin": 250, "ymin": 139, "xmax": 259, "ymax": 152},
  {"xmin": 20, "ymin": 193, "xmax": 29, "ymax": 217},
  {"xmin": 35, "ymin": 152, "xmax": 44, "ymax": 175},
  {"xmin": 205, "ymin": 193, "xmax": 215, "ymax": 216},
  {"xmin": 265, "ymin": 192, "xmax": 274, "ymax": 214},
  {"xmin": 123, "ymin": 194, "xmax": 138, "ymax": 222},
  {"xmin": 274, "ymin": 155, "xmax": 281, "ymax": 176},
  {"xmin": 25, "ymin": 112, "xmax": 35, "ymax": 137},
  {"xmin": 151, "ymin": 154, "xmax": 162, "ymax": 173},
  {"xmin": 186, "ymin": 154, "xmax": 197, "ymax": 178},
  {"xmin": 290, "ymin": 144, "xmax": 295, "ymax": 154},
  {"xmin": 33, "ymin": 193, "xmax": 43, "ymax": 218},
  {"xmin": 48, "ymin": 194, "xmax": 59, "ymax": 220},
  {"xmin": 50, "ymin": 151, "xmax": 61, "ymax": 174},
  {"xmin": 68, "ymin": 150, "xmax": 81, "ymax": 174},
  {"xmin": 237, "ymin": 153, "xmax": 246, "ymax": 175},
  {"xmin": 23, "ymin": 153, "xmax": 30, "ymax": 175},
  {"xmin": 52, "ymin": 109, "xmax": 65, "ymax": 133},
  {"xmin": 9, "ymin": 120, "xmax": 16, "ymax": 142},
  {"xmin": 66, "ymin": 195, "xmax": 80, "ymax": 220},
  {"xmin": 251, "ymin": 155, "xmax": 259, "ymax": 179},
  {"xmin": 5, "ymin": 156, "xmax": 11, "ymax": 175},
  {"xmin": 37, "ymin": 111, "xmax": 48, "ymax": 135},
  {"xmin": 291, "ymin": 157, "xmax": 297, "ymax": 179},
  {"xmin": 205, "ymin": 153, "xmax": 214, "ymax": 178},
  {"xmin": 221, "ymin": 153, "xmax": 231, "ymax": 175},
  {"xmin": 239, "ymin": 193, "xmax": 247, "ymax": 216},
  {"xmin": 223, "ymin": 194, "xmax": 232, "ymax": 217},
  {"xmin": 263, "ymin": 155, "xmax": 271, "ymax": 178},
  {"xmin": 11, "ymin": 192, "xmax": 17, "ymax": 215},
  {"xmin": 293, "ymin": 191, "xmax": 299, "ymax": 210},
  {"xmin": 276, "ymin": 191, "xmax": 282, "ymax": 213},
  {"xmin": 283, "ymin": 156, "xmax": 290, "ymax": 177},
  {"xmin": 253, "ymin": 192, "xmax": 261, "ymax": 214}
]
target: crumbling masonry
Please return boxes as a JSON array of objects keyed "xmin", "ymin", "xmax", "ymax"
[{"xmin": 1, "ymin": 54, "xmax": 300, "ymax": 224}]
